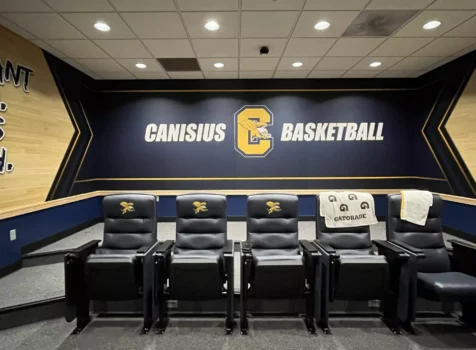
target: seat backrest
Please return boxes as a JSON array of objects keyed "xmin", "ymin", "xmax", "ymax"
[
  {"xmin": 102, "ymin": 194, "xmax": 157, "ymax": 250},
  {"xmin": 316, "ymin": 195, "xmax": 372, "ymax": 254},
  {"xmin": 247, "ymin": 194, "xmax": 299, "ymax": 250},
  {"xmin": 175, "ymin": 194, "xmax": 227, "ymax": 250},
  {"xmin": 387, "ymin": 193, "xmax": 450, "ymax": 273}
]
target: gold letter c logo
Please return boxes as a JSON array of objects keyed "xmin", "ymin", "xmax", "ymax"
[{"xmin": 234, "ymin": 106, "xmax": 274, "ymax": 158}]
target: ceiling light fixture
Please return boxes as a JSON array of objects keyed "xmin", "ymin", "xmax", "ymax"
[
  {"xmin": 369, "ymin": 61, "xmax": 382, "ymax": 68},
  {"xmin": 135, "ymin": 63, "xmax": 147, "ymax": 69},
  {"xmin": 292, "ymin": 62, "xmax": 303, "ymax": 68},
  {"xmin": 205, "ymin": 21, "xmax": 220, "ymax": 31},
  {"xmin": 423, "ymin": 20, "xmax": 441, "ymax": 30},
  {"xmin": 214, "ymin": 62, "xmax": 224, "ymax": 68},
  {"xmin": 94, "ymin": 21, "xmax": 110, "ymax": 32},
  {"xmin": 314, "ymin": 21, "xmax": 330, "ymax": 30}
]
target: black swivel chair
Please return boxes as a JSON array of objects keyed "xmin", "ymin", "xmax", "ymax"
[
  {"xmin": 65, "ymin": 194, "xmax": 159, "ymax": 334},
  {"xmin": 155, "ymin": 194, "xmax": 234, "ymax": 334},
  {"xmin": 387, "ymin": 193, "xmax": 476, "ymax": 330},
  {"xmin": 314, "ymin": 194, "xmax": 410, "ymax": 334},
  {"xmin": 240, "ymin": 194, "xmax": 320, "ymax": 335}
]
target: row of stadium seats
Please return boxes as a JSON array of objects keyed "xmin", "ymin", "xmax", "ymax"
[{"xmin": 64, "ymin": 193, "xmax": 476, "ymax": 335}]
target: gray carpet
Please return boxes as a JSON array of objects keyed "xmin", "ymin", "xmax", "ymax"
[{"xmin": 1, "ymin": 316, "xmax": 476, "ymax": 350}]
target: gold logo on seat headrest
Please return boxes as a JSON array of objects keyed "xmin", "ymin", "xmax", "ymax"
[
  {"xmin": 120, "ymin": 201, "xmax": 135, "ymax": 215},
  {"xmin": 193, "ymin": 201, "xmax": 208, "ymax": 214},
  {"xmin": 266, "ymin": 201, "xmax": 281, "ymax": 214}
]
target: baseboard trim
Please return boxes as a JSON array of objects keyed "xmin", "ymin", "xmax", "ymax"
[
  {"xmin": 0, "ymin": 260, "xmax": 22, "ymax": 279},
  {"xmin": 21, "ymin": 217, "xmax": 102, "ymax": 255},
  {"xmin": 158, "ymin": 215, "xmax": 318, "ymax": 222},
  {"xmin": 443, "ymin": 226, "xmax": 476, "ymax": 244}
]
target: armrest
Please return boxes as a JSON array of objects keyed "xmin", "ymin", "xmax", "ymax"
[
  {"xmin": 223, "ymin": 240, "xmax": 234, "ymax": 256},
  {"xmin": 240, "ymin": 241, "xmax": 252, "ymax": 257},
  {"xmin": 389, "ymin": 240, "xmax": 425, "ymax": 258},
  {"xmin": 313, "ymin": 240, "xmax": 339, "ymax": 258},
  {"xmin": 156, "ymin": 240, "xmax": 174, "ymax": 255},
  {"xmin": 449, "ymin": 239, "xmax": 476, "ymax": 251},
  {"xmin": 373, "ymin": 239, "xmax": 409, "ymax": 259},
  {"xmin": 70, "ymin": 240, "xmax": 101, "ymax": 255},
  {"xmin": 137, "ymin": 241, "xmax": 160, "ymax": 257},
  {"xmin": 300, "ymin": 239, "xmax": 321, "ymax": 256}
]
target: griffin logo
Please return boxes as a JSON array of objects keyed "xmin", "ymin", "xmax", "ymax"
[
  {"xmin": 266, "ymin": 201, "xmax": 281, "ymax": 214},
  {"xmin": 234, "ymin": 105, "xmax": 273, "ymax": 158},
  {"xmin": 193, "ymin": 201, "xmax": 208, "ymax": 214},
  {"xmin": 120, "ymin": 201, "xmax": 135, "ymax": 215}
]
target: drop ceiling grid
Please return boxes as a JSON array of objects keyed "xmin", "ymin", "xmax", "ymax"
[{"xmin": 0, "ymin": 0, "xmax": 474, "ymax": 79}]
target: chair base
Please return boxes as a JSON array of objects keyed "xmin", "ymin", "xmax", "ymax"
[
  {"xmin": 318, "ymin": 321, "xmax": 332, "ymax": 335},
  {"xmin": 240, "ymin": 320, "xmax": 249, "ymax": 335},
  {"xmin": 155, "ymin": 317, "xmax": 169, "ymax": 334},
  {"xmin": 402, "ymin": 321, "xmax": 418, "ymax": 335},
  {"xmin": 303, "ymin": 316, "xmax": 317, "ymax": 335},
  {"xmin": 381, "ymin": 317, "xmax": 402, "ymax": 335},
  {"xmin": 225, "ymin": 320, "xmax": 235, "ymax": 335}
]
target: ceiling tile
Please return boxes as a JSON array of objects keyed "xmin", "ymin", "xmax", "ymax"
[
  {"xmin": 424, "ymin": 56, "xmax": 459, "ymax": 71},
  {"xmin": 61, "ymin": 13, "xmax": 136, "ymax": 39},
  {"xmin": 133, "ymin": 71, "xmax": 170, "ymax": 79},
  {"xmin": 240, "ymin": 57, "xmax": 280, "ymax": 71},
  {"xmin": 293, "ymin": 11, "xmax": 360, "ymax": 38},
  {"xmin": 242, "ymin": 0, "xmax": 305, "ymax": 10},
  {"xmin": 240, "ymin": 39, "xmax": 287, "ymax": 57},
  {"xmin": 388, "ymin": 56, "xmax": 444, "ymax": 70},
  {"xmin": 305, "ymin": 0, "xmax": 368, "ymax": 10},
  {"xmin": 97, "ymin": 70, "xmax": 136, "ymax": 79},
  {"xmin": 0, "ymin": 0, "xmax": 51, "ymax": 12},
  {"xmin": 377, "ymin": 70, "xmax": 415, "ymax": 78},
  {"xmin": 277, "ymin": 57, "xmax": 320, "ymax": 71},
  {"xmin": 46, "ymin": 40, "xmax": 108, "ymax": 58},
  {"xmin": 43, "ymin": 0, "xmax": 113, "ymax": 12},
  {"xmin": 31, "ymin": 39, "xmax": 67, "ymax": 58},
  {"xmin": 343, "ymin": 70, "xmax": 381, "ymax": 78},
  {"xmin": 198, "ymin": 58, "xmax": 238, "ymax": 71},
  {"xmin": 351, "ymin": 57, "xmax": 404, "ymax": 70},
  {"xmin": 121, "ymin": 13, "xmax": 187, "ymax": 39},
  {"xmin": 453, "ymin": 42, "xmax": 476, "ymax": 56},
  {"xmin": 444, "ymin": 16, "xmax": 476, "ymax": 37},
  {"xmin": 240, "ymin": 71, "xmax": 274, "ymax": 78},
  {"xmin": 182, "ymin": 12, "xmax": 239, "ymax": 38},
  {"xmin": 326, "ymin": 38, "xmax": 385, "ymax": 56},
  {"xmin": 343, "ymin": 10, "xmax": 418, "ymax": 37},
  {"xmin": 0, "ymin": 16, "xmax": 36, "ymax": 39},
  {"xmin": 366, "ymin": 0, "xmax": 433, "ymax": 10},
  {"xmin": 94, "ymin": 40, "xmax": 152, "ymax": 58},
  {"xmin": 192, "ymin": 39, "xmax": 238, "ymax": 57},
  {"xmin": 108, "ymin": 0, "xmax": 176, "ymax": 11},
  {"xmin": 177, "ymin": 0, "xmax": 238, "ymax": 11},
  {"xmin": 143, "ymin": 39, "xmax": 194, "ymax": 58},
  {"xmin": 412, "ymin": 38, "xmax": 476, "ymax": 56},
  {"xmin": 63, "ymin": 58, "xmax": 90, "ymax": 73},
  {"xmin": 314, "ymin": 56, "xmax": 362, "ymax": 70},
  {"xmin": 274, "ymin": 70, "xmax": 311, "ymax": 78},
  {"xmin": 429, "ymin": 0, "xmax": 476, "ymax": 9},
  {"xmin": 84, "ymin": 71, "xmax": 103, "ymax": 79},
  {"xmin": 76, "ymin": 58, "xmax": 125, "ymax": 72},
  {"xmin": 203, "ymin": 71, "xmax": 239, "ymax": 79},
  {"xmin": 283, "ymin": 38, "xmax": 335, "ymax": 57},
  {"xmin": 241, "ymin": 11, "xmax": 299, "ymax": 38},
  {"xmin": 3, "ymin": 13, "xmax": 85, "ymax": 39},
  {"xmin": 370, "ymin": 38, "xmax": 434, "ymax": 56},
  {"xmin": 308, "ymin": 70, "xmax": 345, "ymax": 78},
  {"xmin": 168, "ymin": 72, "xmax": 204, "ymax": 79},
  {"xmin": 394, "ymin": 10, "xmax": 476, "ymax": 37},
  {"xmin": 116, "ymin": 58, "xmax": 165, "ymax": 72}
]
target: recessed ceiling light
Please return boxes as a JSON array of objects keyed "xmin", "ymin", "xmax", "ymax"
[
  {"xmin": 314, "ymin": 21, "xmax": 330, "ymax": 30},
  {"xmin": 205, "ymin": 21, "xmax": 220, "ymax": 31},
  {"xmin": 369, "ymin": 61, "xmax": 382, "ymax": 68},
  {"xmin": 94, "ymin": 21, "xmax": 110, "ymax": 32},
  {"xmin": 135, "ymin": 63, "xmax": 147, "ymax": 69},
  {"xmin": 292, "ymin": 62, "xmax": 303, "ymax": 68},
  {"xmin": 423, "ymin": 20, "xmax": 441, "ymax": 30},
  {"xmin": 214, "ymin": 62, "xmax": 224, "ymax": 68}
]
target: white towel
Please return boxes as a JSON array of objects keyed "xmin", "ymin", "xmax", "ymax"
[
  {"xmin": 319, "ymin": 191, "xmax": 377, "ymax": 228},
  {"xmin": 400, "ymin": 190, "xmax": 433, "ymax": 226}
]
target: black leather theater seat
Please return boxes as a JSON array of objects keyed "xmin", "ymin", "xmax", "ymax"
[
  {"xmin": 65, "ymin": 194, "xmax": 158, "ymax": 334},
  {"xmin": 314, "ymin": 194, "xmax": 410, "ymax": 334},
  {"xmin": 240, "ymin": 194, "xmax": 320, "ymax": 335},
  {"xmin": 387, "ymin": 193, "xmax": 476, "ymax": 329},
  {"xmin": 155, "ymin": 194, "xmax": 234, "ymax": 334}
]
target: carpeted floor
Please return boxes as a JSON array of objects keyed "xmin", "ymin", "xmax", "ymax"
[{"xmin": 1, "ymin": 316, "xmax": 475, "ymax": 350}]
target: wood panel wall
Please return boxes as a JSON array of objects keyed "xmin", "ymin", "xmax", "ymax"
[
  {"xmin": 446, "ymin": 69, "xmax": 476, "ymax": 182},
  {"xmin": 0, "ymin": 26, "xmax": 74, "ymax": 211}
]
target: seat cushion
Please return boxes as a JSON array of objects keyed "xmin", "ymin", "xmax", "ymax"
[
  {"xmin": 252, "ymin": 248, "xmax": 303, "ymax": 266},
  {"xmin": 336, "ymin": 248, "xmax": 374, "ymax": 256},
  {"xmin": 418, "ymin": 272, "xmax": 476, "ymax": 302}
]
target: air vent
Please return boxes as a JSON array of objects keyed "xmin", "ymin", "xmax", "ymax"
[
  {"xmin": 343, "ymin": 10, "xmax": 418, "ymax": 37},
  {"xmin": 157, "ymin": 58, "xmax": 201, "ymax": 72}
]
